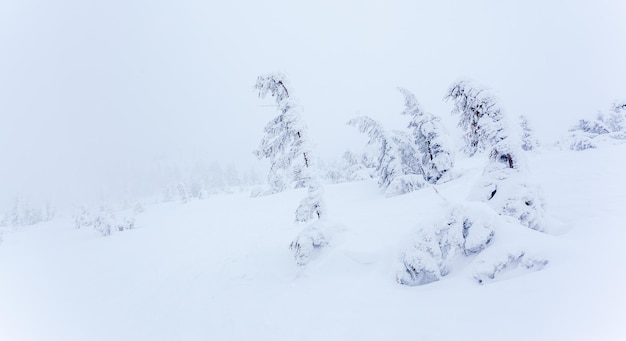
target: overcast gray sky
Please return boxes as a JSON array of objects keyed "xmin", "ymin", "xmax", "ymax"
[{"xmin": 1, "ymin": 0, "xmax": 625, "ymax": 209}]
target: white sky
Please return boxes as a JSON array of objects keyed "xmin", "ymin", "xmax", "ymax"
[{"xmin": 1, "ymin": 0, "xmax": 625, "ymax": 209}]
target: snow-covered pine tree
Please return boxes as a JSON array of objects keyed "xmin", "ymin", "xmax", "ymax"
[
  {"xmin": 254, "ymin": 73, "xmax": 326, "ymax": 223},
  {"xmin": 319, "ymin": 150, "xmax": 374, "ymax": 184},
  {"xmin": 445, "ymin": 80, "xmax": 506, "ymax": 156},
  {"xmin": 519, "ymin": 115, "xmax": 540, "ymax": 151},
  {"xmin": 398, "ymin": 87, "xmax": 454, "ymax": 183},
  {"xmin": 254, "ymin": 73, "xmax": 333, "ymax": 265},
  {"xmin": 391, "ymin": 130, "xmax": 422, "ymax": 178}
]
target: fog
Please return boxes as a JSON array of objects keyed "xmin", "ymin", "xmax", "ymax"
[{"xmin": 1, "ymin": 0, "xmax": 625, "ymax": 210}]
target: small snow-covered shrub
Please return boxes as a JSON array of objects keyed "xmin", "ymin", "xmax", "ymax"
[
  {"xmin": 385, "ymin": 174, "xmax": 427, "ymax": 197},
  {"xmin": 397, "ymin": 204, "xmax": 495, "ymax": 286},
  {"xmin": 319, "ymin": 151, "xmax": 374, "ymax": 184},
  {"xmin": 92, "ymin": 212, "xmax": 114, "ymax": 236},
  {"xmin": 290, "ymin": 220, "xmax": 333, "ymax": 266},
  {"xmin": 399, "ymin": 249, "xmax": 441, "ymax": 286},
  {"xmin": 133, "ymin": 203, "xmax": 145, "ymax": 214},
  {"xmin": 566, "ymin": 131, "xmax": 597, "ymax": 151},
  {"xmin": 249, "ymin": 187, "xmax": 265, "ymax": 198},
  {"xmin": 74, "ymin": 207, "xmax": 135, "ymax": 237},
  {"xmin": 473, "ymin": 251, "xmax": 548, "ymax": 284},
  {"xmin": 572, "ymin": 118, "xmax": 610, "ymax": 135}
]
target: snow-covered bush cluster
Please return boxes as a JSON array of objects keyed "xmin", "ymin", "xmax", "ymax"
[
  {"xmin": 73, "ymin": 206, "xmax": 136, "ymax": 237},
  {"xmin": 397, "ymin": 204, "xmax": 495, "ymax": 286},
  {"xmin": 561, "ymin": 100, "xmax": 626, "ymax": 150},
  {"xmin": 162, "ymin": 164, "xmax": 262, "ymax": 203},
  {"xmin": 318, "ymin": 151, "xmax": 375, "ymax": 184},
  {"xmin": 0, "ymin": 199, "xmax": 54, "ymax": 228}
]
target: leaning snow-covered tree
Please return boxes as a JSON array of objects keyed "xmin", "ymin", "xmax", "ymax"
[
  {"xmin": 445, "ymin": 80, "xmax": 506, "ymax": 156},
  {"xmin": 398, "ymin": 87, "xmax": 454, "ymax": 183},
  {"xmin": 348, "ymin": 116, "xmax": 425, "ymax": 196},
  {"xmin": 348, "ymin": 116, "xmax": 404, "ymax": 188},
  {"xmin": 254, "ymin": 73, "xmax": 333, "ymax": 265},
  {"xmin": 254, "ymin": 73, "xmax": 326, "ymax": 222}
]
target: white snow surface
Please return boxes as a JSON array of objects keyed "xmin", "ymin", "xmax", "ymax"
[{"xmin": 1, "ymin": 146, "xmax": 625, "ymax": 340}]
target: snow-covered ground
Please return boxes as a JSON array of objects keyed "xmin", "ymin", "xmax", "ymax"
[{"xmin": 1, "ymin": 145, "xmax": 625, "ymax": 340}]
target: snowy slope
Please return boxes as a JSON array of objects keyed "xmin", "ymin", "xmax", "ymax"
[{"xmin": 1, "ymin": 145, "xmax": 625, "ymax": 340}]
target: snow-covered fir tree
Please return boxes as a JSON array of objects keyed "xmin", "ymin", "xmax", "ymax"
[
  {"xmin": 348, "ymin": 116, "xmax": 403, "ymax": 188},
  {"xmin": 347, "ymin": 116, "xmax": 425, "ymax": 196},
  {"xmin": 391, "ymin": 130, "xmax": 422, "ymax": 178},
  {"xmin": 519, "ymin": 115, "xmax": 540, "ymax": 151},
  {"xmin": 254, "ymin": 72, "xmax": 326, "ymax": 223},
  {"xmin": 254, "ymin": 73, "xmax": 334, "ymax": 266},
  {"xmin": 445, "ymin": 80, "xmax": 506, "ymax": 156},
  {"xmin": 398, "ymin": 87, "xmax": 454, "ymax": 183}
]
